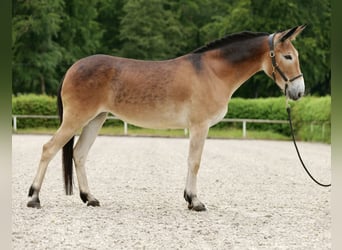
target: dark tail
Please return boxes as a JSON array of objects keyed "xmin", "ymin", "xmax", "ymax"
[{"xmin": 57, "ymin": 77, "xmax": 74, "ymax": 195}]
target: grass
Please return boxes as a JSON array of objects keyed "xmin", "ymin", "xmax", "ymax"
[{"xmin": 13, "ymin": 125, "xmax": 290, "ymax": 141}]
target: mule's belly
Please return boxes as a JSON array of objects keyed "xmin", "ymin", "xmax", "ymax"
[
  {"xmin": 110, "ymin": 102, "xmax": 228, "ymax": 130},
  {"xmin": 110, "ymin": 104, "xmax": 190, "ymax": 129}
]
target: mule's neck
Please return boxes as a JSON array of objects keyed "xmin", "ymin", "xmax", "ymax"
[{"xmin": 203, "ymin": 35, "xmax": 269, "ymax": 95}]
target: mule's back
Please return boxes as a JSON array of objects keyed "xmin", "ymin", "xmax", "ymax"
[{"xmin": 62, "ymin": 54, "xmax": 196, "ymax": 129}]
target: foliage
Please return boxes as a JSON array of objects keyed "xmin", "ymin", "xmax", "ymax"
[
  {"xmin": 12, "ymin": 94, "xmax": 59, "ymax": 128},
  {"xmin": 12, "ymin": 94, "xmax": 331, "ymax": 142},
  {"xmin": 218, "ymin": 97, "xmax": 290, "ymax": 134},
  {"xmin": 12, "ymin": 0, "xmax": 103, "ymax": 95},
  {"xmin": 290, "ymin": 96, "xmax": 331, "ymax": 142},
  {"xmin": 12, "ymin": 0, "xmax": 64, "ymax": 94},
  {"xmin": 12, "ymin": 0, "xmax": 331, "ymax": 97},
  {"xmin": 222, "ymin": 96, "xmax": 330, "ymax": 142},
  {"xmin": 118, "ymin": 0, "xmax": 185, "ymax": 60},
  {"xmin": 96, "ymin": 0, "xmax": 125, "ymax": 55},
  {"xmin": 56, "ymin": 0, "xmax": 103, "ymax": 75}
]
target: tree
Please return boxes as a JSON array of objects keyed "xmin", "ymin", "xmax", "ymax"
[
  {"xmin": 119, "ymin": 0, "xmax": 185, "ymax": 60},
  {"xmin": 12, "ymin": 0, "xmax": 331, "ymax": 97},
  {"xmin": 56, "ymin": 0, "xmax": 103, "ymax": 82},
  {"xmin": 12, "ymin": 0, "xmax": 104, "ymax": 95},
  {"xmin": 96, "ymin": 0, "xmax": 125, "ymax": 55},
  {"xmin": 173, "ymin": 0, "xmax": 233, "ymax": 55},
  {"xmin": 12, "ymin": 0, "xmax": 64, "ymax": 94}
]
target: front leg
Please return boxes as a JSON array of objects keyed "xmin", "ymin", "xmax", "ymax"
[{"xmin": 184, "ymin": 123, "xmax": 209, "ymax": 212}]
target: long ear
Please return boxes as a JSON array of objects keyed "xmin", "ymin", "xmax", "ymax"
[{"xmin": 278, "ymin": 24, "xmax": 307, "ymax": 43}]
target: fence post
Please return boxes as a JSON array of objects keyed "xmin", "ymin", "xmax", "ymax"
[
  {"xmin": 242, "ymin": 120, "xmax": 246, "ymax": 138},
  {"xmin": 124, "ymin": 121, "xmax": 128, "ymax": 135},
  {"xmin": 13, "ymin": 116, "xmax": 17, "ymax": 132}
]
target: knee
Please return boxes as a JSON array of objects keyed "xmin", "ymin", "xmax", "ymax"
[
  {"xmin": 41, "ymin": 142, "xmax": 54, "ymax": 161},
  {"xmin": 73, "ymin": 158, "xmax": 85, "ymax": 168},
  {"xmin": 73, "ymin": 149, "xmax": 85, "ymax": 167}
]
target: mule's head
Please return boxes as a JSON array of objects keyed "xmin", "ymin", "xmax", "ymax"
[{"xmin": 264, "ymin": 25, "xmax": 306, "ymax": 100}]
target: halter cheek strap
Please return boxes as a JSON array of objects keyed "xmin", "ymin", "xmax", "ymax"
[{"xmin": 268, "ymin": 33, "xmax": 303, "ymax": 88}]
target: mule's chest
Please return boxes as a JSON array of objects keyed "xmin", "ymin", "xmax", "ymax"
[{"xmin": 208, "ymin": 105, "xmax": 228, "ymax": 127}]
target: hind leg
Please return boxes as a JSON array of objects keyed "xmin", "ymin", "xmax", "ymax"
[
  {"xmin": 184, "ymin": 123, "xmax": 209, "ymax": 211},
  {"xmin": 73, "ymin": 112, "xmax": 107, "ymax": 207},
  {"xmin": 27, "ymin": 121, "xmax": 80, "ymax": 208}
]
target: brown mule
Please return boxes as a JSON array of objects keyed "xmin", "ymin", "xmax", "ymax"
[{"xmin": 28, "ymin": 25, "xmax": 306, "ymax": 211}]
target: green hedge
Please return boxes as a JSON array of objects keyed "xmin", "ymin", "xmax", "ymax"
[
  {"xmin": 219, "ymin": 96, "xmax": 330, "ymax": 142},
  {"xmin": 290, "ymin": 96, "xmax": 331, "ymax": 142},
  {"xmin": 12, "ymin": 94, "xmax": 59, "ymax": 128},
  {"xmin": 12, "ymin": 94, "xmax": 331, "ymax": 142},
  {"xmin": 217, "ymin": 97, "xmax": 290, "ymax": 135},
  {"xmin": 11, "ymin": 94, "xmax": 123, "ymax": 128}
]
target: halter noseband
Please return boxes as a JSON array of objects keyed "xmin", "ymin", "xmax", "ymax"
[{"xmin": 268, "ymin": 33, "xmax": 303, "ymax": 92}]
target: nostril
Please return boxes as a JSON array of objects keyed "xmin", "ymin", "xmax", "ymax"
[{"xmin": 298, "ymin": 92, "xmax": 302, "ymax": 98}]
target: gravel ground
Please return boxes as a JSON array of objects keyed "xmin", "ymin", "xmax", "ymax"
[{"xmin": 12, "ymin": 135, "xmax": 331, "ymax": 249}]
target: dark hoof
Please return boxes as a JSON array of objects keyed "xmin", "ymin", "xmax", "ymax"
[
  {"xmin": 184, "ymin": 190, "xmax": 206, "ymax": 212},
  {"xmin": 80, "ymin": 192, "xmax": 100, "ymax": 207},
  {"xmin": 191, "ymin": 203, "xmax": 207, "ymax": 212},
  {"xmin": 27, "ymin": 199, "xmax": 41, "ymax": 209},
  {"xmin": 87, "ymin": 199, "xmax": 100, "ymax": 207}
]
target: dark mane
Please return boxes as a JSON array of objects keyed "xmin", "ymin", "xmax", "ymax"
[{"xmin": 191, "ymin": 31, "xmax": 269, "ymax": 54}]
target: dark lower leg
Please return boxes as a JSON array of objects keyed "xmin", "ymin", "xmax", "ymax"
[
  {"xmin": 183, "ymin": 190, "xmax": 206, "ymax": 211},
  {"xmin": 80, "ymin": 191, "xmax": 100, "ymax": 206},
  {"xmin": 27, "ymin": 185, "xmax": 41, "ymax": 209}
]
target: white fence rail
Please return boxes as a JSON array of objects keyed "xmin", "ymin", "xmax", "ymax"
[{"xmin": 12, "ymin": 114, "xmax": 289, "ymax": 138}]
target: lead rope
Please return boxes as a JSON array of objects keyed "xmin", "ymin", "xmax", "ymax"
[{"xmin": 286, "ymin": 100, "xmax": 331, "ymax": 187}]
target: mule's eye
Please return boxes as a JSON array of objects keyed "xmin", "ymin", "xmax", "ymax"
[{"xmin": 284, "ymin": 55, "xmax": 292, "ymax": 60}]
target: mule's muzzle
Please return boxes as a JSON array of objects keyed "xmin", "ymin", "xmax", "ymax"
[
  {"xmin": 286, "ymin": 88, "xmax": 304, "ymax": 100},
  {"xmin": 285, "ymin": 79, "xmax": 305, "ymax": 101}
]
